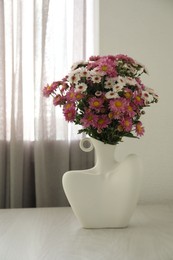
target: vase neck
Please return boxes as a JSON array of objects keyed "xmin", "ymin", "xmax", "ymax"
[{"xmin": 91, "ymin": 138, "xmax": 118, "ymax": 173}]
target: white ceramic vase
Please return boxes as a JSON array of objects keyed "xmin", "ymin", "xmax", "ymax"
[{"xmin": 62, "ymin": 137, "xmax": 142, "ymax": 229}]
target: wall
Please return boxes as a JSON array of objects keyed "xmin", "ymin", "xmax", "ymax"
[{"xmin": 98, "ymin": 0, "xmax": 173, "ymax": 203}]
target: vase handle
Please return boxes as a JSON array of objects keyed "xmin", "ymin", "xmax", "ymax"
[{"xmin": 79, "ymin": 138, "xmax": 94, "ymax": 152}]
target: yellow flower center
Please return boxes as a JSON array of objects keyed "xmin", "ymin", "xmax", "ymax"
[
  {"xmin": 124, "ymin": 120, "xmax": 130, "ymax": 126},
  {"xmin": 70, "ymin": 92, "xmax": 75, "ymax": 98},
  {"xmin": 124, "ymin": 92, "xmax": 131, "ymax": 99},
  {"xmin": 76, "ymin": 93, "xmax": 82, "ymax": 99},
  {"xmin": 127, "ymin": 105, "xmax": 132, "ymax": 111},
  {"xmin": 108, "ymin": 112, "xmax": 113, "ymax": 119},
  {"xmin": 137, "ymin": 124, "xmax": 142, "ymax": 131},
  {"xmin": 136, "ymin": 96, "xmax": 141, "ymax": 102},
  {"xmin": 93, "ymin": 101, "xmax": 100, "ymax": 107},
  {"xmin": 65, "ymin": 103, "xmax": 72, "ymax": 109},
  {"xmin": 114, "ymin": 101, "xmax": 122, "ymax": 107},
  {"xmin": 98, "ymin": 119, "xmax": 104, "ymax": 125},
  {"xmin": 87, "ymin": 115, "xmax": 93, "ymax": 121},
  {"xmin": 101, "ymin": 65, "xmax": 108, "ymax": 71}
]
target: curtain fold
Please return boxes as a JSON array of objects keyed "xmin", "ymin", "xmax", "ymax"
[{"xmin": 0, "ymin": 0, "xmax": 94, "ymax": 208}]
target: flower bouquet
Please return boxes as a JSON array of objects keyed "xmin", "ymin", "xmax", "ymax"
[{"xmin": 43, "ymin": 54, "xmax": 158, "ymax": 145}]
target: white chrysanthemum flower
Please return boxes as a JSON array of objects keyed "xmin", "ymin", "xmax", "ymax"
[
  {"xmin": 142, "ymin": 91, "xmax": 153, "ymax": 104},
  {"xmin": 129, "ymin": 66, "xmax": 137, "ymax": 74},
  {"xmin": 71, "ymin": 60, "xmax": 87, "ymax": 70},
  {"xmin": 68, "ymin": 72, "xmax": 80, "ymax": 84},
  {"xmin": 91, "ymin": 68, "xmax": 105, "ymax": 77},
  {"xmin": 78, "ymin": 67, "xmax": 90, "ymax": 78},
  {"xmin": 125, "ymin": 77, "xmax": 137, "ymax": 86},
  {"xmin": 91, "ymin": 75, "xmax": 102, "ymax": 83},
  {"xmin": 95, "ymin": 91, "xmax": 102, "ymax": 97},
  {"xmin": 75, "ymin": 82, "xmax": 88, "ymax": 92},
  {"xmin": 116, "ymin": 76, "xmax": 126, "ymax": 87},
  {"xmin": 104, "ymin": 77, "xmax": 117, "ymax": 89},
  {"xmin": 105, "ymin": 91, "xmax": 119, "ymax": 99},
  {"xmin": 112, "ymin": 84, "xmax": 123, "ymax": 92},
  {"xmin": 145, "ymin": 87, "xmax": 155, "ymax": 94},
  {"xmin": 153, "ymin": 93, "xmax": 159, "ymax": 101},
  {"xmin": 134, "ymin": 61, "xmax": 149, "ymax": 74},
  {"xmin": 144, "ymin": 87, "xmax": 158, "ymax": 101}
]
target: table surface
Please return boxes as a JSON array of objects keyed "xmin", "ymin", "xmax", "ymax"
[{"xmin": 0, "ymin": 204, "xmax": 173, "ymax": 260}]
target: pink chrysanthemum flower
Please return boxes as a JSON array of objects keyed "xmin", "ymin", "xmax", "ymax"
[
  {"xmin": 109, "ymin": 98, "xmax": 128, "ymax": 113},
  {"xmin": 95, "ymin": 57, "xmax": 117, "ymax": 77},
  {"xmin": 133, "ymin": 92, "xmax": 144, "ymax": 106},
  {"xmin": 108, "ymin": 111, "xmax": 121, "ymax": 120},
  {"xmin": 89, "ymin": 55, "xmax": 100, "ymax": 61},
  {"xmin": 123, "ymin": 88, "xmax": 133, "ymax": 99},
  {"xmin": 80, "ymin": 110, "xmax": 97, "ymax": 128},
  {"xmin": 43, "ymin": 84, "xmax": 53, "ymax": 97},
  {"xmin": 63, "ymin": 103, "xmax": 76, "ymax": 122},
  {"xmin": 93, "ymin": 115, "xmax": 111, "ymax": 130},
  {"xmin": 65, "ymin": 88, "xmax": 77, "ymax": 102},
  {"xmin": 43, "ymin": 82, "xmax": 60, "ymax": 97},
  {"xmin": 135, "ymin": 122, "xmax": 145, "ymax": 136},
  {"xmin": 60, "ymin": 83, "xmax": 69, "ymax": 94},
  {"xmin": 126, "ymin": 103, "xmax": 136, "ymax": 117},
  {"xmin": 120, "ymin": 117, "xmax": 133, "ymax": 132},
  {"xmin": 53, "ymin": 94, "xmax": 65, "ymax": 106},
  {"xmin": 88, "ymin": 97, "xmax": 104, "ymax": 111},
  {"xmin": 75, "ymin": 92, "xmax": 84, "ymax": 101},
  {"xmin": 63, "ymin": 102, "xmax": 75, "ymax": 112},
  {"xmin": 115, "ymin": 54, "xmax": 135, "ymax": 63}
]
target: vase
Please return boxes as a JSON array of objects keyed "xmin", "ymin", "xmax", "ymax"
[{"xmin": 62, "ymin": 137, "xmax": 142, "ymax": 229}]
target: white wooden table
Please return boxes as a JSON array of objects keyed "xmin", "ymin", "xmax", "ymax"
[{"xmin": 0, "ymin": 204, "xmax": 173, "ymax": 260}]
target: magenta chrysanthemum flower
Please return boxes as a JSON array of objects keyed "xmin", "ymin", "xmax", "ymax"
[
  {"xmin": 65, "ymin": 88, "xmax": 77, "ymax": 102},
  {"xmin": 120, "ymin": 117, "xmax": 133, "ymax": 132},
  {"xmin": 63, "ymin": 103, "xmax": 76, "ymax": 122},
  {"xmin": 89, "ymin": 55, "xmax": 100, "ymax": 61},
  {"xmin": 133, "ymin": 92, "xmax": 144, "ymax": 106},
  {"xmin": 93, "ymin": 115, "xmax": 111, "ymax": 130},
  {"xmin": 126, "ymin": 103, "xmax": 136, "ymax": 117},
  {"xmin": 123, "ymin": 88, "xmax": 133, "ymax": 99},
  {"xmin": 96, "ymin": 58, "xmax": 117, "ymax": 77},
  {"xmin": 115, "ymin": 54, "xmax": 135, "ymax": 63},
  {"xmin": 53, "ymin": 94, "xmax": 65, "ymax": 106},
  {"xmin": 88, "ymin": 97, "xmax": 104, "ymax": 111},
  {"xmin": 75, "ymin": 92, "xmax": 84, "ymax": 101},
  {"xmin": 135, "ymin": 122, "xmax": 145, "ymax": 136},
  {"xmin": 43, "ymin": 82, "xmax": 60, "ymax": 97},
  {"xmin": 80, "ymin": 110, "xmax": 97, "ymax": 128},
  {"xmin": 109, "ymin": 98, "xmax": 128, "ymax": 113}
]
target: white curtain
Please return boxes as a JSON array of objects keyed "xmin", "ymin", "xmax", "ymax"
[{"xmin": 0, "ymin": 0, "xmax": 94, "ymax": 208}]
